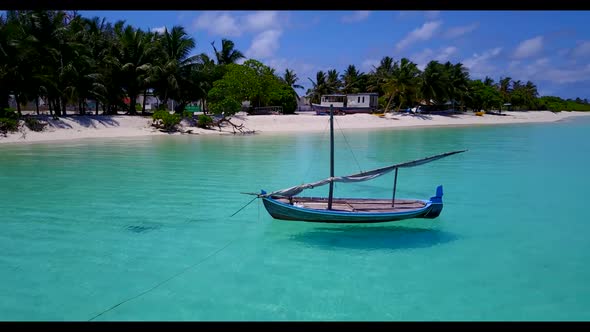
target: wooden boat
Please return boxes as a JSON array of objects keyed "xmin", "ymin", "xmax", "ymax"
[{"xmin": 251, "ymin": 105, "xmax": 466, "ymax": 223}]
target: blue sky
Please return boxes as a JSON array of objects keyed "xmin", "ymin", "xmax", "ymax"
[{"xmin": 76, "ymin": 10, "xmax": 590, "ymax": 99}]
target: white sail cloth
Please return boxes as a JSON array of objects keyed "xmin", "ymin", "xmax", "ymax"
[{"xmin": 265, "ymin": 149, "xmax": 467, "ymax": 197}]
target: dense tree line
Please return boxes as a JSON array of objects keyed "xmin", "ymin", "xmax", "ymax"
[
  {"xmin": 0, "ymin": 10, "xmax": 300, "ymax": 119},
  {"xmin": 306, "ymin": 58, "xmax": 590, "ymax": 113},
  {"xmin": 1, "ymin": 9, "xmax": 588, "ymax": 126}
]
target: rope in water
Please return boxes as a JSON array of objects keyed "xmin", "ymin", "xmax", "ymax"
[
  {"xmin": 88, "ymin": 203, "xmax": 255, "ymax": 321},
  {"xmin": 88, "ymin": 236, "xmax": 239, "ymax": 321}
]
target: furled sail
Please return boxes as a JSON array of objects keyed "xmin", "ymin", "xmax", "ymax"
[{"xmin": 264, "ymin": 149, "xmax": 467, "ymax": 197}]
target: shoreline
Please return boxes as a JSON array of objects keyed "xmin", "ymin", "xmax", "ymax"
[{"xmin": 1, "ymin": 111, "xmax": 589, "ymax": 145}]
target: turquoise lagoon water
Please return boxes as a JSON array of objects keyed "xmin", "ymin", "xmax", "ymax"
[{"xmin": 1, "ymin": 116, "xmax": 589, "ymax": 321}]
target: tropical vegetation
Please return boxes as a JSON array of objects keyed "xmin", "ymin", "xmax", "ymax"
[{"xmin": 1, "ymin": 10, "xmax": 589, "ymax": 136}]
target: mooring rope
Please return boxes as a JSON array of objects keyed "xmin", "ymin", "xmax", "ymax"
[
  {"xmin": 88, "ymin": 202, "xmax": 256, "ymax": 321},
  {"xmin": 88, "ymin": 234, "xmax": 240, "ymax": 321}
]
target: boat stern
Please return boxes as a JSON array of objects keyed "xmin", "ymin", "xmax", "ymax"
[{"xmin": 422, "ymin": 185, "xmax": 444, "ymax": 218}]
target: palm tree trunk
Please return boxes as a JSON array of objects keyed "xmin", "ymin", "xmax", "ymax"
[
  {"xmin": 62, "ymin": 97, "xmax": 67, "ymax": 116},
  {"xmin": 142, "ymin": 90, "xmax": 147, "ymax": 115},
  {"xmin": 129, "ymin": 94, "xmax": 137, "ymax": 115},
  {"xmin": 48, "ymin": 98, "xmax": 53, "ymax": 116},
  {"xmin": 52, "ymin": 99, "xmax": 58, "ymax": 116},
  {"xmin": 15, "ymin": 95, "xmax": 22, "ymax": 116},
  {"xmin": 385, "ymin": 93, "xmax": 395, "ymax": 113},
  {"xmin": 35, "ymin": 97, "xmax": 40, "ymax": 115},
  {"xmin": 0, "ymin": 90, "xmax": 9, "ymax": 111}
]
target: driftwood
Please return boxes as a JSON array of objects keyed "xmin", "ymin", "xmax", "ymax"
[{"xmin": 212, "ymin": 115, "xmax": 256, "ymax": 135}]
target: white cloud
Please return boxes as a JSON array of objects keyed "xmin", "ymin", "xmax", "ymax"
[
  {"xmin": 513, "ymin": 58, "xmax": 590, "ymax": 84},
  {"xmin": 509, "ymin": 60, "xmax": 521, "ymax": 70},
  {"xmin": 151, "ymin": 26, "xmax": 166, "ymax": 34},
  {"xmin": 192, "ymin": 11, "xmax": 284, "ymax": 37},
  {"xmin": 444, "ymin": 22, "xmax": 479, "ymax": 39},
  {"xmin": 411, "ymin": 46, "xmax": 457, "ymax": 70},
  {"xmin": 341, "ymin": 11, "xmax": 371, "ymax": 23},
  {"xmin": 513, "ymin": 36, "xmax": 544, "ymax": 59},
  {"xmin": 246, "ymin": 29, "xmax": 283, "ymax": 59},
  {"xmin": 267, "ymin": 58, "xmax": 314, "ymax": 76},
  {"xmin": 435, "ymin": 46, "xmax": 458, "ymax": 62},
  {"xmin": 462, "ymin": 47, "xmax": 502, "ymax": 77},
  {"xmin": 571, "ymin": 40, "xmax": 590, "ymax": 58},
  {"xmin": 266, "ymin": 58, "xmax": 316, "ymax": 92},
  {"xmin": 424, "ymin": 11, "xmax": 441, "ymax": 19},
  {"xmin": 395, "ymin": 20, "xmax": 442, "ymax": 51},
  {"xmin": 244, "ymin": 11, "xmax": 280, "ymax": 31},
  {"xmin": 361, "ymin": 58, "xmax": 380, "ymax": 71},
  {"xmin": 192, "ymin": 11, "xmax": 241, "ymax": 37}
]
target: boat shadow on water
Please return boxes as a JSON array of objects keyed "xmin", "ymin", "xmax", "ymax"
[{"xmin": 289, "ymin": 224, "xmax": 458, "ymax": 251}]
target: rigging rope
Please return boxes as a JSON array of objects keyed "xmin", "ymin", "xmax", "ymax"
[
  {"xmin": 302, "ymin": 117, "xmax": 330, "ymax": 183},
  {"xmin": 334, "ymin": 116, "xmax": 363, "ymax": 174}
]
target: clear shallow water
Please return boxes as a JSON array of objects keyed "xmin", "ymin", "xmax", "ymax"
[{"xmin": 1, "ymin": 116, "xmax": 589, "ymax": 321}]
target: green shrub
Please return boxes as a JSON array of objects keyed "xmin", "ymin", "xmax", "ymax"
[
  {"xmin": 0, "ymin": 108, "xmax": 18, "ymax": 119},
  {"xmin": 24, "ymin": 117, "xmax": 47, "ymax": 132},
  {"xmin": 151, "ymin": 110, "xmax": 181, "ymax": 131},
  {"xmin": 152, "ymin": 110, "xmax": 169, "ymax": 121},
  {"xmin": 197, "ymin": 114, "xmax": 213, "ymax": 128},
  {"xmin": 0, "ymin": 118, "xmax": 19, "ymax": 136}
]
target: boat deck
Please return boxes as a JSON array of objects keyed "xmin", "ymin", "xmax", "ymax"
[{"xmin": 275, "ymin": 197, "xmax": 427, "ymax": 213}]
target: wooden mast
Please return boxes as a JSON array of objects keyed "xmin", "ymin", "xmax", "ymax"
[
  {"xmin": 328, "ymin": 104, "xmax": 335, "ymax": 210},
  {"xmin": 391, "ymin": 168, "xmax": 398, "ymax": 207}
]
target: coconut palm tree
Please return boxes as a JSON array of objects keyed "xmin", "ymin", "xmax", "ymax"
[
  {"xmin": 282, "ymin": 69, "xmax": 303, "ymax": 98},
  {"xmin": 498, "ymin": 76, "xmax": 512, "ymax": 104},
  {"xmin": 381, "ymin": 58, "xmax": 420, "ymax": 112},
  {"xmin": 418, "ymin": 61, "xmax": 448, "ymax": 106},
  {"xmin": 326, "ymin": 69, "xmax": 341, "ymax": 94},
  {"xmin": 447, "ymin": 62, "xmax": 470, "ymax": 111},
  {"xmin": 367, "ymin": 56, "xmax": 395, "ymax": 100},
  {"xmin": 341, "ymin": 64, "xmax": 364, "ymax": 94},
  {"xmin": 306, "ymin": 70, "xmax": 328, "ymax": 104},
  {"xmin": 193, "ymin": 53, "xmax": 222, "ymax": 112},
  {"xmin": 113, "ymin": 25, "xmax": 159, "ymax": 114},
  {"xmin": 151, "ymin": 26, "xmax": 199, "ymax": 113},
  {"xmin": 211, "ymin": 39, "xmax": 244, "ymax": 65}
]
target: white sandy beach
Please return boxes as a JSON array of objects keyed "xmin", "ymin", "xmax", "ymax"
[{"xmin": 1, "ymin": 111, "xmax": 589, "ymax": 144}]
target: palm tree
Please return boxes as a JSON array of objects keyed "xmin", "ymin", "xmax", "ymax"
[
  {"xmin": 498, "ymin": 76, "xmax": 512, "ymax": 104},
  {"xmin": 367, "ymin": 56, "xmax": 395, "ymax": 99},
  {"xmin": 193, "ymin": 53, "xmax": 221, "ymax": 112},
  {"xmin": 447, "ymin": 62, "xmax": 470, "ymax": 111},
  {"xmin": 326, "ymin": 69, "xmax": 341, "ymax": 94},
  {"xmin": 307, "ymin": 70, "xmax": 328, "ymax": 104},
  {"xmin": 282, "ymin": 69, "xmax": 303, "ymax": 98},
  {"xmin": 151, "ymin": 26, "xmax": 199, "ymax": 113},
  {"xmin": 211, "ymin": 39, "xmax": 244, "ymax": 65},
  {"xmin": 341, "ymin": 64, "xmax": 364, "ymax": 94},
  {"xmin": 381, "ymin": 58, "xmax": 420, "ymax": 112},
  {"xmin": 114, "ymin": 25, "xmax": 158, "ymax": 114},
  {"xmin": 418, "ymin": 61, "xmax": 448, "ymax": 106}
]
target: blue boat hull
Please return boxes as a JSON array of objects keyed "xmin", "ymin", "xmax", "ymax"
[{"xmin": 261, "ymin": 186, "xmax": 444, "ymax": 224}]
